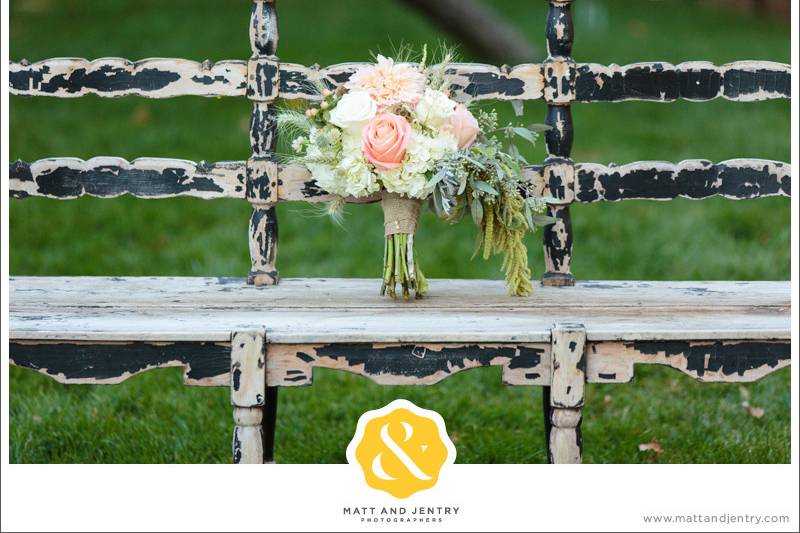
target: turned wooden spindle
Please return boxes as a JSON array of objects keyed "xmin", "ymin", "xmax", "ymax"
[
  {"xmin": 542, "ymin": 0, "xmax": 576, "ymax": 287},
  {"xmin": 547, "ymin": 323, "xmax": 586, "ymax": 464},
  {"xmin": 247, "ymin": 0, "xmax": 280, "ymax": 286},
  {"xmin": 231, "ymin": 330, "xmax": 267, "ymax": 464}
]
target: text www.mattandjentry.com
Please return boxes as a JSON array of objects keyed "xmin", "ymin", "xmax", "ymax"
[{"xmin": 643, "ymin": 513, "xmax": 790, "ymax": 526}]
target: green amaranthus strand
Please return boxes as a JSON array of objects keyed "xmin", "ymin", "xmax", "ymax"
[
  {"xmin": 381, "ymin": 233, "xmax": 428, "ymax": 299},
  {"xmin": 477, "ymin": 196, "xmax": 533, "ymax": 297}
]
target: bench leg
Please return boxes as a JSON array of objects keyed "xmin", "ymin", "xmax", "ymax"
[
  {"xmin": 548, "ymin": 323, "xmax": 586, "ymax": 464},
  {"xmin": 263, "ymin": 386, "xmax": 278, "ymax": 463},
  {"xmin": 231, "ymin": 330, "xmax": 267, "ymax": 464},
  {"xmin": 233, "ymin": 407, "xmax": 265, "ymax": 464},
  {"xmin": 549, "ymin": 407, "xmax": 582, "ymax": 464},
  {"xmin": 542, "ymin": 386, "xmax": 553, "ymax": 459}
]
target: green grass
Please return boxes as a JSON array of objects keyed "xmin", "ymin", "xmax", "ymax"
[{"xmin": 8, "ymin": 0, "xmax": 790, "ymax": 463}]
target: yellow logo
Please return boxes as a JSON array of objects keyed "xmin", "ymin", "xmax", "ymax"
[{"xmin": 346, "ymin": 399, "xmax": 456, "ymax": 499}]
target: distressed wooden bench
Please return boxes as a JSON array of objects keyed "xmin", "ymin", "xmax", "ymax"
[{"xmin": 9, "ymin": 0, "xmax": 791, "ymax": 463}]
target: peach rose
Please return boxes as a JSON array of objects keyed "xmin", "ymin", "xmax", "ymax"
[
  {"xmin": 362, "ymin": 113, "xmax": 411, "ymax": 171},
  {"xmin": 446, "ymin": 104, "xmax": 480, "ymax": 149}
]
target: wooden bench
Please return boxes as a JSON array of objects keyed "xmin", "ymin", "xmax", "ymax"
[{"xmin": 9, "ymin": 0, "xmax": 791, "ymax": 464}]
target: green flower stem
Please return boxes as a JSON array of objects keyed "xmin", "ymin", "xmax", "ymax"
[{"xmin": 380, "ymin": 233, "xmax": 428, "ymax": 299}]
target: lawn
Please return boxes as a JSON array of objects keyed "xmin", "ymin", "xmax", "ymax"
[{"xmin": 8, "ymin": 0, "xmax": 791, "ymax": 463}]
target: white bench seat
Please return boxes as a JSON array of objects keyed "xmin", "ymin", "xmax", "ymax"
[{"xmin": 10, "ymin": 277, "xmax": 791, "ymax": 388}]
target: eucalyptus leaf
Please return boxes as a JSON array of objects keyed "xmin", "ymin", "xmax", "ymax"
[
  {"xmin": 432, "ymin": 185, "xmax": 444, "ymax": 216},
  {"xmin": 470, "ymin": 198, "xmax": 484, "ymax": 226},
  {"xmin": 510, "ymin": 100, "xmax": 524, "ymax": 116},
  {"xmin": 527, "ymin": 123, "xmax": 552, "ymax": 132},
  {"xmin": 464, "ymin": 155, "xmax": 486, "ymax": 170},
  {"xmin": 473, "ymin": 180, "xmax": 499, "ymax": 195},
  {"xmin": 458, "ymin": 175, "xmax": 468, "ymax": 195},
  {"xmin": 512, "ymin": 127, "xmax": 537, "ymax": 144},
  {"xmin": 532, "ymin": 214, "xmax": 558, "ymax": 226},
  {"xmin": 508, "ymin": 143, "xmax": 529, "ymax": 165},
  {"xmin": 427, "ymin": 167, "xmax": 446, "ymax": 187}
]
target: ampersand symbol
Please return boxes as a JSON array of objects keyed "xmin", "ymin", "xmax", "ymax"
[{"xmin": 348, "ymin": 400, "xmax": 456, "ymax": 498}]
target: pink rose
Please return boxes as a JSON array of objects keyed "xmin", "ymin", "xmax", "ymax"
[
  {"xmin": 362, "ymin": 113, "xmax": 411, "ymax": 170},
  {"xmin": 446, "ymin": 104, "xmax": 479, "ymax": 149}
]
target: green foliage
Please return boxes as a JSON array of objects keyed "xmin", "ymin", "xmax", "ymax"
[{"xmin": 430, "ymin": 123, "xmax": 550, "ymax": 295}]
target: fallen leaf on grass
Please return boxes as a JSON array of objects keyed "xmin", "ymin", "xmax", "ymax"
[
  {"xmin": 603, "ymin": 395, "xmax": 612, "ymax": 405},
  {"xmin": 740, "ymin": 400, "xmax": 765, "ymax": 419},
  {"xmin": 638, "ymin": 439, "xmax": 663, "ymax": 456},
  {"xmin": 449, "ymin": 432, "xmax": 459, "ymax": 444}
]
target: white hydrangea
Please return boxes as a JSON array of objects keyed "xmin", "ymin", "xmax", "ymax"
[
  {"xmin": 404, "ymin": 130, "xmax": 459, "ymax": 175},
  {"xmin": 307, "ymin": 163, "xmax": 345, "ymax": 196},
  {"xmin": 380, "ymin": 168, "xmax": 428, "ymax": 199},
  {"xmin": 337, "ymin": 151, "xmax": 380, "ymax": 197},
  {"xmin": 414, "ymin": 88, "xmax": 457, "ymax": 128}
]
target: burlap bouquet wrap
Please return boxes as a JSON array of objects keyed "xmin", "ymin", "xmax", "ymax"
[{"xmin": 381, "ymin": 191, "xmax": 421, "ymax": 236}]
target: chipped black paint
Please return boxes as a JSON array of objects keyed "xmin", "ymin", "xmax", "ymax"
[
  {"xmin": 723, "ymin": 67, "xmax": 790, "ymax": 99},
  {"xmin": 9, "ymin": 160, "xmax": 232, "ymax": 199},
  {"xmin": 575, "ymin": 160, "xmax": 790, "ymax": 202},
  {"xmin": 249, "ymin": 105, "xmax": 277, "ymax": 155},
  {"xmin": 575, "ymin": 63, "xmax": 790, "ymax": 102},
  {"xmin": 279, "ymin": 68, "xmax": 323, "ymax": 96},
  {"xmin": 300, "ymin": 179, "xmax": 328, "ymax": 198},
  {"xmin": 543, "ymin": 205, "xmax": 573, "ymax": 275},
  {"xmin": 545, "ymin": 1, "xmax": 573, "ymax": 58},
  {"xmin": 598, "ymin": 372, "xmax": 616, "ymax": 380},
  {"xmin": 232, "ymin": 427, "xmax": 243, "ymax": 464},
  {"xmin": 296, "ymin": 351, "xmax": 314, "ymax": 363},
  {"xmin": 311, "ymin": 344, "xmax": 543, "ymax": 380},
  {"xmin": 452, "ymin": 70, "xmax": 525, "ymax": 99},
  {"xmin": 248, "ymin": 58, "xmax": 279, "ymax": 100},
  {"xmin": 544, "ymin": 107, "xmax": 573, "ymax": 157},
  {"xmin": 246, "ymin": 155, "xmax": 277, "ymax": 203},
  {"xmin": 10, "ymin": 64, "xmax": 181, "ymax": 95},
  {"xmin": 250, "ymin": 0, "xmax": 278, "ymax": 55},
  {"xmin": 10, "ymin": 341, "xmax": 230, "ymax": 383},
  {"xmin": 232, "ymin": 367, "xmax": 242, "ymax": 391},
  {"xmin": 629, "ymin": 340, "xmax": 790, "ymax": 379},
  {"xmin": 508, "ymin": 346, "xmax": 544, "ymax": 370},
  {"xmin": 249, "ymin": 206, "xmax": 278, "ymax": 269},
  {"xmin": 191, "ymin": 74, "xmax": 228, "ymax": 85}
]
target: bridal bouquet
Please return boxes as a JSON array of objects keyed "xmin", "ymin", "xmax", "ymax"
[{"xmin": 279, "ymin": 48, "xmax": 554, "ymax": 299}]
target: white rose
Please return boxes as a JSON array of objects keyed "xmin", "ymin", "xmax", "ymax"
[
  {"xmin": 329, "ymin": 91, "xmax": 377, "ymax": 134},
  {"xmin": 414, "ymin": 88, "xmax": 456, "ymax": 128}
]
